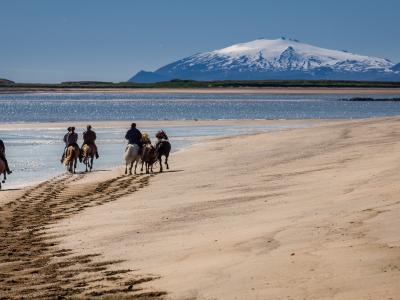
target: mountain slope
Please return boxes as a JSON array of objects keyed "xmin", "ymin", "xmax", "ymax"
[
  {"xmin": 392, "ymin": 63, "xmax": 400, "ymax": 72},
  {"xmin": 129, "ymin": 38, "xmax": 400, "ymax": 82}
]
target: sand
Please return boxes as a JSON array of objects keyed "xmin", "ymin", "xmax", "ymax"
[{"xmin": 1, "ymin": 118, "xmax": 400, "ymax": 299}]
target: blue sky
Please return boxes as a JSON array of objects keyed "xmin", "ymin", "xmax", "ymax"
[{"xmin": 1, "ymin": 0, "xmax": 399, "ymax": 83}]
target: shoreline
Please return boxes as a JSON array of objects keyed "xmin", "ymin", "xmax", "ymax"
[
  {"xmin": 0, "ymin": 118, "xmax": 323, "ymax": 130},
  {"xmin": 1, "ymin": 117, "xmax": 400, "ymax": 299},
  {"xmin": 0, "ymin": 119, "xmax": 317, "ymax": 190},
  {"xmin": 1, "ymin": 87, "xmax": 400, "ymax": 95}
]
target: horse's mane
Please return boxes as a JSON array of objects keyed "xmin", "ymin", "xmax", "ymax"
[
  {"xmin": 141, "ymin": 133, "xmax": 151, "ymax": 144},
  {"xmin": 156, "ymin": 130, "xmax": 169, "ymax": 140}
]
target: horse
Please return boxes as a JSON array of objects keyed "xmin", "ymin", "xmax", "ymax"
[
  {"xmin": 141, "ymin": 144, "xmax": 157, "ymax": 174},
  {"xmin": 155, "ymin": 130, "xmax": 171, "ymax": 172},
  {"xmin": 0, "ymin": 159, "xmax": 6, "ymax": 190},
  {"xmin": 64, "ymin": 145, "xmax": 79, "ymax": 173},
  {"xmin": 82, "ymin": 144, "xmax": 95, "ymax": 172},
  {"xmin": 124, "ymin": 144, "xmax": 140, "ymax": 175}
]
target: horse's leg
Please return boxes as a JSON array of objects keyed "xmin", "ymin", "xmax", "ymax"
[
  {"xmin": 141, "ymin": 161, "xmax": 144, "ymax": 172},
  {"xmin": 159, "ymin": 158, "xmax": 163, "ymax": 173},
  {"xmin": 2, "ymin": 172, "xmax": 5, "ymax": 184},
  {"xmin": 90, "ymin": 156, "xmax": 94, "ymax": 171},
  {"xmin": 129, "ymin": 161, "xmax": 133, "ymax": 175},
  {"xmin": 165, "ymin": 155, "xmax": 169, "ymax": 170},
  {"xmin": 125, "ymin": 162, "xmax": 128, "ymax": 175},
  {"xmin": 74, "ymin": 158, "xmax": 77, "ymax": 173},
  {"xmin": 134, "ymin": 160, "xmax": 138, "ymax": 175}
]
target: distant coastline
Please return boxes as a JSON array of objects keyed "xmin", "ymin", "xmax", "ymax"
[{"xmin": 1, "ymin": 79, "xmax": 400, "ymax": 94}]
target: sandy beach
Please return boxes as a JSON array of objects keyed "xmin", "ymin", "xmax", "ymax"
[{"xmin": 1, "ymin": 117, "xmax": 400, "ymax": 299}]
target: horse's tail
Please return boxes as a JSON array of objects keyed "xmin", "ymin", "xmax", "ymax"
[
  {"xmin": 64, "ymin": 147, "xmax": 75, "ymax": 166},
  {"xmin": 82, "ymin": 144, "xmax": 91, "ymax": 159}
]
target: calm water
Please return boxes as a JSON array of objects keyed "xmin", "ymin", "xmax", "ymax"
[
  {"xmin": 1, "ymin": 92, "xmax": 400, "ymax": 188},
  {"xmin": 1, "ymin": 92, "xmax": 400, "ymax": 121}
]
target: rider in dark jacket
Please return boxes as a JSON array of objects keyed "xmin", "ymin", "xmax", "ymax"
[
  {"xmin": 125, "ymin": 123, "xmax": 143, "ymax": 147},
  {"xmin": 82, "ymin": 125, "xmax": 99, "ymax": 159},
  {"xmin": 61, "ymin": 127, "xmax": 72, "ymax": 163},
  {"xmin": 0, "ymin": 139, "xmax": 12, "ymax": 174},
  {"xmin": 67, "ymin": 127, "xmax": 82, "ymax": 162}
]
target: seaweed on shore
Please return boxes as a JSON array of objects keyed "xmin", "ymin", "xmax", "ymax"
[{"xmin": 340, "ymin": 97, "xmax": 400, "ymax": 102}]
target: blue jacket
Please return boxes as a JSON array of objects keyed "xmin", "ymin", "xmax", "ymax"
[{"xmin": 125, "ymin": 128, "xmax": 142, "ymax": 146}]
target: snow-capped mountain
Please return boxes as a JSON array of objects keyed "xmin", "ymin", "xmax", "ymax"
[{"xmin": 129, "ymin": 38, "xmax": 400, "ymax": 82}]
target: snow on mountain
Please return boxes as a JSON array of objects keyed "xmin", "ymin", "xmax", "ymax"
[{"xmin": 129, "ymin": 38, "xmax": 400, "ymax": 82}]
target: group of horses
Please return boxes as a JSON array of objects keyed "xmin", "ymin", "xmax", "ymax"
[
  {"xmin": 124, "ymin": 131, "xmax": 171, "ymax": 175},
  {"xmin": 0, "ymin": 131, "xmax": 171, "ymax": 190},
  {"xmin": 63, "ymin": 130, "xmax": 171, "ymax": 175},
  {"xmin": 63, "ymin": 143, "xmax": 96, "ymax": 173}
]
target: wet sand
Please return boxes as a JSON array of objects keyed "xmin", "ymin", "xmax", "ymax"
[{"xmin": 1, "ymin": 118, "xmax": 400, "ymax": 299}]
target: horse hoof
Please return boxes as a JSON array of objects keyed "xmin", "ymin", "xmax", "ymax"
[{"xmin": 1, "ymin": 180, "xmax": 5, "ymax": 183}]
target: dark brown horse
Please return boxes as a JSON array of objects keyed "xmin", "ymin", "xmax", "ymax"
[
  {"xmin": 155, "ymin": 130, "xmax": 171, "ymax": 172},
  {"xmin": 0, "ymin": 159, "xmax": 6, "ymax": 189},
  {"xmin": 0, "ymin": 145, "xmax": 8, "ymax": 189}
]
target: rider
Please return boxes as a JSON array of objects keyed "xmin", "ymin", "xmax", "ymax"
[
  {"xmin": 0, "ymin": 139, "xmax": 12, "ymax": 174},
  {"xmin": 82, "ymin": 125, "xmax": 99, "ymax": 159},
  {"xmin": 125, "ymin": 123, "xmax": 143, "ymax": 149},
  {"xmin": 67, "ymin": 127, "xmax": 82, "ymax": 162},
  {"xmin": 61, "ymin": 127, "xmax": 72, "ymax": 163}
]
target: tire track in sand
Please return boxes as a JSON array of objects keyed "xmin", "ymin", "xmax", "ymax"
[{"xmin": 0, "ymin": 173, "xmax": 166, "ymax": 299}]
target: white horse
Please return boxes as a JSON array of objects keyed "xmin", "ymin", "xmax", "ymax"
[{"xmin": 124, "ymin": 144, "xmax": 140, "ymax": 175}]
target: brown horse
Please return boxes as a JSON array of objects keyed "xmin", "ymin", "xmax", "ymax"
[
  {"xmin": 82, "ymin": 144, "xmax": 94, "ymax": 172},
  {"xmin": 141, "ymin": 144, "xmax": 157, "ymax": 174},
  {"xmin": 64, "ymin": 145, "xmax": 79, "ymax": 173},
  {"xmin": 0, "ymin": 159, "xmax": 6, "ymax": 190}
]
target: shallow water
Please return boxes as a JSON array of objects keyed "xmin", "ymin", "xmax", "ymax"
[{"xmin": 1, "ymin": 92, "xmax": 400, "ymax": 121}]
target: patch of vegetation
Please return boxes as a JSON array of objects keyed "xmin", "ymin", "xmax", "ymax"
[
  {"xmin": 341, "ymin": 97, "xmax": 400, "ymax": 101},
  {"xmin": 1, "ymin": 79, "xmax": 400, "ymax": 91},
  {"xmin": 0, "ymin": 78, "xmax": 15, "ymax": 85}
]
